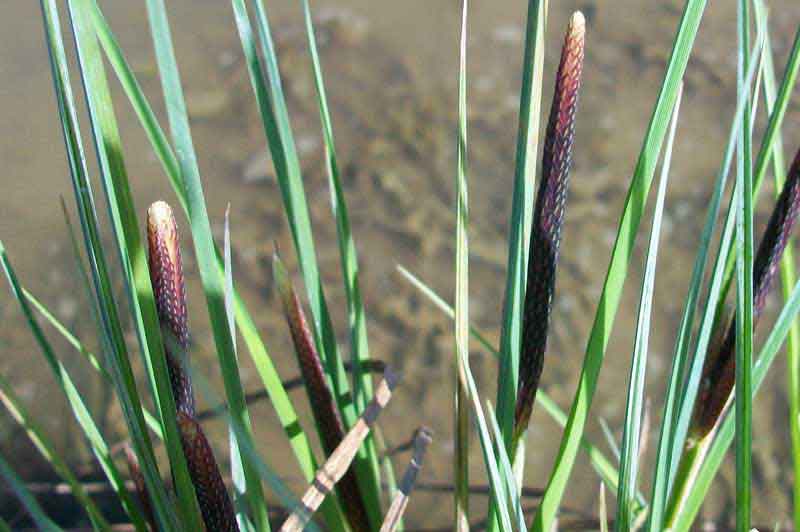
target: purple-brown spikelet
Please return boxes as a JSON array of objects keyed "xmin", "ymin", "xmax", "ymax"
[
  {"xmin": 147, "ymin": 201, "xmax": 195, "ymax": 417},
  {"xmin": 177, "ymin": 411, "xmax": 239, "ymax": 532},
  {"xmin": 272, "ymin": 253, "xmax": 372, "ymax": 532},
  {"xmin": 691, "ymin": 146, "xmax": 800, "ymax": 439},
  {"xmin": 123, "ymin": 444, "xmax": 156, "ymax": 531},
  {"xmin": 514, "ymin": 12, "xmax": 585, "ymax": 437}
]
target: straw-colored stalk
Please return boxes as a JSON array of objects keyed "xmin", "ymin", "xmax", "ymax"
[
  {"xmin": 379, "ymin": 427, "xmax": 433, "ymax": 532},
  {"xmin": 281, "ymin": 368, "xmax": 401, "ymax": 532},
  {"xmin": 514, "ymin": 11, "xmax": 586, "ymax": 440}
]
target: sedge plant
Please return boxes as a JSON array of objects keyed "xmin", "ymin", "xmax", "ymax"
[{"xmin": 2, "ymin": 0, "xmax": 800, "ymax": 531}]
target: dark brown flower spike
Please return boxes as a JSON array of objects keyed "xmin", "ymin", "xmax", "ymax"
[
  {"xmin": 123, "ymin": 444, "xmax": 157, "ymax": 531},
  {"xmin": 177, "ymin": 411, "xmax": 239, "ymax": 532},
  {"xmin": 691, "ymin": 145, "xmax": 800, "ymax": 440},
  {"xmin": 272, "ymin": 253, "xmax": 372, "ymax": 532},
  {"xmin": 147, "ymin": 201, "xmax": 195, "ymax": 417},
  {"xmin": 514, "ymin": 11, "xmax": 585, "ymax": 437}
]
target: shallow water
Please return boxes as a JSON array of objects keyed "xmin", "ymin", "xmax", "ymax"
[{"xmin": 2, "ymin": 0, "xmax": 800, "ymax": 528}]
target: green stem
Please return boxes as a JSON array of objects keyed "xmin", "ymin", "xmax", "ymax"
[{"xmin": 664, "ymin": 438, "xmax": 708, "ymax": 529}]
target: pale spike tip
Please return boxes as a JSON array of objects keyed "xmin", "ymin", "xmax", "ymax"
[
  {"xmin": 570, "ymin": 11, "xmax": 585, "ymax": 32},
  {"xmin": 147, "ymin": 199, "xmax": 173, "ymax": 222}
]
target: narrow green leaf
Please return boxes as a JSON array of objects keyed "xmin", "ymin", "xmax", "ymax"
[
  {"xmin": 226, "ymin": 2, "xmax": 350, "ymax": 529},
  {"xmin": 454, "ymin": 2, "xmax": 470, "ymax": 528},
  {"xmin": 616, "ymin": 82, "xmax": 682, "ymax": 531},
  {"xmin": 495, "ymin": 0, "xmax": 549, "ymax": 453},
  {"xmin": 663, "ymin": 36, "xmax": 765, "ymax": 528},
  {"xmin": 87, "ymin": 5, "xmax": 331, "ymax": 526},
  {"xmin": 299, "ymin": 0, "xmax": 383, "ymax": 521},
  {"xmin": 397, "ymin": 266, "xmax": 631, "ymax": 500},
  {"xmin": 38, "ymin": 0, "xmax": 179, "ymax": 526},
  {"xmin": 531, "ymin": 3, "xmax": 708, "ymax": 529},
  {"xmin": 487, "ymin": 403, "xmax": 527, "ymax": 531},
  {"xmin": 646, "ymin": 33, "xmax": 764, "ymax": 530},
  {"xmin": 66, "ymin": 1, "xmax": 201, "ymax": 525},
  {"xmin": 733, "ymin": 3, "xmax": 754, "ymax": 528},
  {"xmin": 1, "ymin": 242, "xmax": 147, "ymax": 530},
  {"xmin": 23, "ymin": 288, "xmax": 163, "ymax": 437},
  {"xmin": 143, "ymin": 1, "xmax": 269, "ymax": 528},
  {"xmin": 0, "ymin": 373, "xmax": 110, "ymax": 530},
  {"xmin": 756, "ymin": 3, "xmax": 800, "ymax": 528},
  {"xmin": 239, "ymin": 0, "xmax": 356, "ymax": 436},
  {"xmin": 673, "ymin": 276, "xmax": 800, "ymax": 529},
  {"xmin": 0, "ymin": 454, "xmax": 61, "ymax": 532},
  {"xmin": 224, "ymin": 208, "xmax": 253, "ymax": 532}
]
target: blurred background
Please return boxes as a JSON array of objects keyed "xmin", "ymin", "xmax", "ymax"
[{"xmin": 2, "ymin": 0, "xmax": 800, "ymax": 528}]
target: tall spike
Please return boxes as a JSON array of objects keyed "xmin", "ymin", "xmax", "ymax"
[
  {"xmin": 273, "ymin": 253, "xmax": 372, "ymax": 531},
  {"xmin": 147, "ymin": 200, "xmax": 195, "ymax": 416},
  {"xmin": 692, "ymin": 146, "xmax": 800, "ymax": 439},
  {"xmin": 515, "ymin": 12, "xmax": 586, "ymax": 437}
]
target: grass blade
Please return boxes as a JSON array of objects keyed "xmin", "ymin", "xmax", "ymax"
[
  {"xmin": 37, "ymin": 0, "xmax": 182, "ymax": 527},
  {"xmin": 451, "ymin": 5, "xmax": 516, "ymax": 529},
  {"xmin": 67, "ymin": 4, "xmax": 208, "ymax": 522},
  {"xmin": 646, "ymin": 34, "xmax": 763, "ymax": 529},
  {"xmin": 673, "ymin": 276, "xmax": 800, "ymax": 529},
  {"xmin": 530, "ymin": 3, "xmax": 708, "ymax": 529},
  {"xmin": 0, "ymin": 454, "xmax": 61, "ymax": 531},
  {"xmin": 454, "ymin": 1, "xmax": 470, "ymax": 530},
  {"xmin": 224, "ymin": 208, "xmax": 253, "ymax": 532},
  {"xmin": 756, "ymin": 3, "xmax": 800, "ymax": 527},
  {"xmin": 397, "ymin": 265, "xmax": 629, "ymax": 497},
  {"xmin": 143, "ymin": 2, "xmax": 270, "ymax": 527},
  {"xmin": 615, "ymin": 82, "xmax": 682, "ymax": 531},
  {"xmin": 487, "ymin": 404, "xmax": 527, "ymax": 531},
  {"xmin": 86, "ymin": 3, "xmax": 339, "ymax": 526},
  {"xmin": 237, "ymin": 0, "xmax": 357, "ymax": 435},
  {"xmin": 299, "ymin": 0, "xmax": 383, "ymax": 517},
  {"xmin": 657, "ymin": 36, "xmax": 765, "ymax": 529},
  {"xmin": 2, "ymin": 242, "xmax": 148, "ymax": 531},
  {"xmin": 733, "ymin": 3, "xmax": 754, "ymax": 528},
  {"xmin": 0, "ymin": 373, "xmax": 110, "ymax": 530},
  {"xmin": 495, "ymin": 0, "xmax": 549, "ymax": 454},
  {"xmin": 89, "ymin": 0, "xmax": 324, "ymax": 503}
]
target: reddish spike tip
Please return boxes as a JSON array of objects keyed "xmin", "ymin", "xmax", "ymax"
[
  {"xmin": 514, "ymin": 11, "xmax": 585, "ymax": 436},
  {"xmin": 147, "ymin": 201, "xmax": 195, "ymax": 416}
]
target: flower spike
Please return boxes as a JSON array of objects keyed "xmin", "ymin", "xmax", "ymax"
[
  {"xmin": 515, "ymin": 11, "xmax": 586, "ymax": 437},
  {"xmin": 147, "ymin": 200, "xmax": 195, "ymax": 416},
  {"xmin": 273, "ymin": 252, "xmax": 372, "ymax": 531},
  {"xmin": 691, "ymin": 145, "xmax": 800, "ymax": 439}
]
